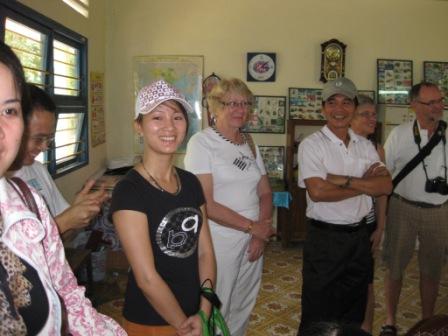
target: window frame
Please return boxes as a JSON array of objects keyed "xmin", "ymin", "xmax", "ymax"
[{"xmin": 0, "ymin": 0, "xmax": 89, "ymax": 178}]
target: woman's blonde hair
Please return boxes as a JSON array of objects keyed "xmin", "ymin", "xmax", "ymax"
[{"xmin": 207, "ymin": 78, "xmax": 254, "ymax": 117}]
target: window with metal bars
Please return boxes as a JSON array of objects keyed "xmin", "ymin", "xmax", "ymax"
[{"xmin": 0, "ymin": 0, "xmax": 88, "ymax": 177}]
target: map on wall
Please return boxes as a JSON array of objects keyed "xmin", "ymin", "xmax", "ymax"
[{"xmin": 133, "ymin": 55, "xmax": 204, "ymax": 154}]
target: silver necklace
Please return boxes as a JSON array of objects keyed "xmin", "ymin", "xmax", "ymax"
[{"xmin": 141, "ymin": 163, "xmax": 181, "ymax": 195}]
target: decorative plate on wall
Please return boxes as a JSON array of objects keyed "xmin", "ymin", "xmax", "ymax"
[{"xmin": 247, "ymin": 52, "xmax": 276, "ymax": 82}]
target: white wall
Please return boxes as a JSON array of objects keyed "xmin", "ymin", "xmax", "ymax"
[
  {"xmin": 17, "ymin": 0, "xmax": 448, "ymax": 197},
  {"xmin": 18, "ymin": 0, "xmax": 108, "ymax": 201},
  {"xmin": 105, "ymin": 0, "xmax": 448, "ymax": 165}
]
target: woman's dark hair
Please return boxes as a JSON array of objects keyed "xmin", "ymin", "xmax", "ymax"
[{"xmin": 0, "ymin": 40, "xmax": 29, "ymax": 122}]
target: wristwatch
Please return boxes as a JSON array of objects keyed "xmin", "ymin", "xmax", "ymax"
[{"xmin": 342, "ymin": 176, "xmax": 352, "ymax": 188}]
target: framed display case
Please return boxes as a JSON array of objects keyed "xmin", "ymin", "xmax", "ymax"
[
  {"xmin": 259, "ymin": 146, "xmax": 285, "ymax": 190},
  {"xmin": 288, "ymin": 87, "xmax": 324, "ymax": 120},
  {"xmin": 377, "ymin": 59, "xmax": 413, "ymax": 105},
  {"xmin": 243, "ymin": 95, "xmax": 286, "ymax": 133},
  {"xmin": 423, "ymin": 61, "xmax": 448, "ymax": 108},
  {"xmin": 283, "ymin": 119, "xmax": 326, "ymax": 245}
]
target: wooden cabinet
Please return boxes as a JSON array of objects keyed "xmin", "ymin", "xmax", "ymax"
[{"xmin": 282, "ymin": 119, "xmax": 325, "ymax": 246}]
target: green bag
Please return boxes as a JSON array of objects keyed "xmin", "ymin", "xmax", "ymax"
[{"xmin": 198, "ymin": 282, "xmax": 230, "ymax": 336}]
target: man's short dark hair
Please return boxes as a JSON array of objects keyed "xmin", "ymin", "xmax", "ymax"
[
  {"xmin": 409, "ymin": 81, "xmax": 439, "ymax": 102},
  {"xmin": 27, "ymin": 83, "xmax": 56, "ymax": 121}
]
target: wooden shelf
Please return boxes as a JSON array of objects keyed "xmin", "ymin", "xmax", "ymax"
[{"xmin": 282, "ymin": 119, "xmax": 325, "ymax": 247}]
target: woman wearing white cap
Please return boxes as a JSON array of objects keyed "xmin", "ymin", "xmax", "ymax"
[
  {"xmin": 110, "ymin": 80, "xmax": 216, "ymax": 336},
  {"xmin": 184, "ymin": 78, "xmax": 275, "ymax": 336}
]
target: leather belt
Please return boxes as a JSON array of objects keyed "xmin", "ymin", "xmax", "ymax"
[
  {"xmin": 392, "ymin": 193, "xmax": 447, "ymax": 209},
  {"xmin": 309, "ymin": 218, "xmax": 366, "ymax": 233}
]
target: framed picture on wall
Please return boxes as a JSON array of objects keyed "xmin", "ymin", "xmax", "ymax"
[
  {"xmin": 377, "ymin": 59, "xmax": 413, "ymax": 105},
  {"xmin": 423, "ymin": 61, "xmax": 448, "ymax": 108},
  {"xmin": 288, "ymin": 88, "xmax": 324, "ymax": 120},
  {"xmin": 243, "ymin": 95, "xmax": 286, "ymax": 133},
  {"xmin": 259, "ymin": 146, "xmax": 285, "ymax": 189},
  {"xmin": 358, "ymin": 90, "xmax": 376, "ymax": 103},
  {"xmin": 133, "ymin": 55, "xmax": 204, "ymax": 154}
]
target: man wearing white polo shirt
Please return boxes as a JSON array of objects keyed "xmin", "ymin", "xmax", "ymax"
[
  {"xmin": 297, "ymin": 78, "xmax": 392, "ymax": 334},
  {"xmin": 381, "ymin": 82, "xmax": 448, "ymax": 336}
]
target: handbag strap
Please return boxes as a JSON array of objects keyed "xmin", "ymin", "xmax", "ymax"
[
  {"xmin": 392, "ymin": 120, "xmax": 446, "ymax": 190},
  {"xmin": 7, "ymin": 177, "xmax": 41, "ymax": 221}
]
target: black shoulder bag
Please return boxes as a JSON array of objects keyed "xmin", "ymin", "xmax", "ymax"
[{"xmin": 392, "ymin": 120, "xmax": 447, "ymax": 190}]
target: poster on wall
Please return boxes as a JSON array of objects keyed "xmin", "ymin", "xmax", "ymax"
[
  {"xmin": 288, "ymin": 88, "xmax": 324, "ymax": 120},
  {"xmin": 259, "ymin": 145, "xmax": 285, "ymax": 180},
  {"xmin": 377, "ymin": 59, "xmax": 413, "ymax": 105},
  {"xmin": 133, "ymin": 55, "xmax": 204, "ymax": 154},
  {"xmin": 423, "ymin": 61, "xmax": 448, "ymax": 108},
  {"xmin": 243, "ymin": 96, "xmax": 286, "ymax": 133},
  {"xmin": 90, "ymin": 72, "xmax": 106, "ymax": 147}
]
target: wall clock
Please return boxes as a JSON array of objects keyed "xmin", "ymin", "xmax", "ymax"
[
  {"xmin": 247, "ymin": 52, "xmax": 276, "ymax": 82},
  {"xmin": 319, "ymin": 39, "xmax": 346, "ymax": 83}
]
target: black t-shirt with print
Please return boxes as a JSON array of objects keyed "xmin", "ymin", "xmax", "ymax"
[{"xmin": 110, "ymin": 168, "xmax": 205, "ymax": 325}]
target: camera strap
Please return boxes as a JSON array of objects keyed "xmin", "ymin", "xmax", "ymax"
[{"xmin": 392, "ymin": 119, "xmax": 447, "ymax": 190}]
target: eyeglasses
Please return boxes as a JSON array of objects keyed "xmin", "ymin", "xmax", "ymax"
[
  {"xmin": 220, "ymin": 101, "xmax": 253, "ymax": 109},
  {"xmin": 30, "ymin": 135, "xmax": 55, "ymax": 146},
  {"xmin": 356, "ymin": 112, "xmax": 377, "ymax": 119},
  {"xmin": 417, "ymin": 98, "xmax": 444, "ymax": 107}
]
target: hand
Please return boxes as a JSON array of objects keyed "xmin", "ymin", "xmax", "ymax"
[
  {"xmin": 251, "ymin": 218, "xmax": 275, "ymax": 241},
  {"xmin": 74, "ymin": 179, "xmax": 108, "ymax": 206},
  {"xmin": 247, "ymin": 237, "xmax": 265, "ymax": 262},
  {"xmin": 55, "ymin": 199, "xmax": 102, "ymax": 233},
  {"xmin": 363, "ymin": 162, "xmax": 388, "ymax": 178},
  {"xmin": 370, "ymin": 227, "xmax": 384, "ymax": 255},
  {"xmin": 177, "ymin": 315, "xmax": 202, "ymax": 336}
]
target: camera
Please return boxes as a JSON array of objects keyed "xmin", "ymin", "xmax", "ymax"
[{"xmin": 425, "ymin": 177, "xmax": 448, "ymax": 195}]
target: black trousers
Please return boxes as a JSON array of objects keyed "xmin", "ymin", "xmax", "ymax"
[{"xmin": 298, "ymin": 219, "xmax": 371, "ymax": 335}]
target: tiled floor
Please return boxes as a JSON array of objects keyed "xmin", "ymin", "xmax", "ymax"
[{"xmin": 96, "ymin": 242, "xmax": 448, "ymax": 335}]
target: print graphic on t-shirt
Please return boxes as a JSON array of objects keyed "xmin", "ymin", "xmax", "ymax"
[
  {"xmin": 233, "ymin": 151, "xmax": 254, "ymax": 172},
  {"xmin": 156, "ymin": 207, "xmax": 202, "ymax": 258},
  {"xmin": 27, "ymin": 178, "xmax": 43, "ymax": 195}
]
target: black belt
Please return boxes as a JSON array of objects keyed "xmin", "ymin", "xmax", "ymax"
[
  {"xmin": 392, "ymin": 193, "xmax": 447, "ymax": 209},
  {"xmin": 309, "ymin": 218, "xmax": 366, "ymax": 233}
]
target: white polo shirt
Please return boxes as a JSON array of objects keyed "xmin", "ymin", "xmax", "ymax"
[
  {"xmin": 298, "ymin": 126, "xmax": 381, "ymax": 225},
  {"xmin": 385, "ymin": 119, "xmax": 448, "ymax": 205}
]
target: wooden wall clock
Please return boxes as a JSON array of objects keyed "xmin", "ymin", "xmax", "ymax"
[{"xmin": 320, "ymin": 39, "xmax": 346, "ymax": 83}]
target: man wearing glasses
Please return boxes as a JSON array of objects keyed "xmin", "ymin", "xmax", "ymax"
[
  {"xmin": 297, "ymin": 78, "xmax": 392, "ymax": 334},
  {"xmin": 381, "ymin": 82, "xmax": 448, "ymax": 336},
  {"xmin": 10, "ymin": 84, "xmax": 107, "ymax": 236}
]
